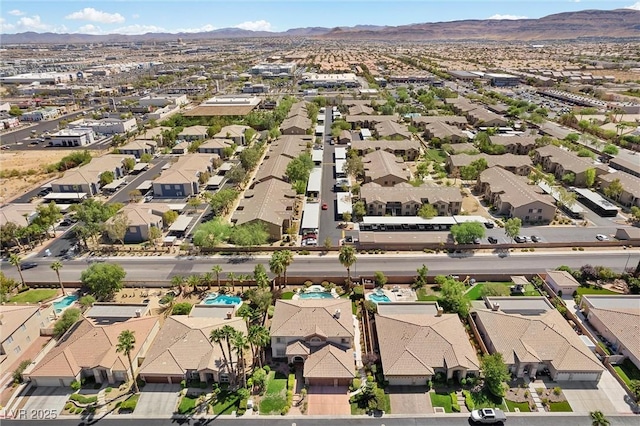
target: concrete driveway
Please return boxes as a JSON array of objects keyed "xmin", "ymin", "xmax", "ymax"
[
  {"xmin": 388, "ymin": 386, "xmax": 432, "ymax": 414},
  {"xmin": 22, "ymin": 387, "xmax": 70, "ymax": 418},
  {"xmin": 135, "ymin": 384, "xmax": 180, "ymax": 417},
  {"xmin": 307, "ymin": 385, "xmax": 350, "ymax": 415},
  {"xmin": 560, "ymin": 369, "xmax": 637, "ymax": 414}
]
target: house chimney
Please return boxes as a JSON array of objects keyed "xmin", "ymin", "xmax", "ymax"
[
  {"xmin": 491, "ymin": 303, "xmax": 500, "ymax": 311},
  {"xmin": 135, "ymin": 309, "xmax": 142, "ymax": 317},
  {"xmin": 334, "ymin": 309, "xmax": 341, "ymax": 319},
  {"xmin": 436, "ymin": 307, "xmax": 444, "ymax": 317},
  {"xmin": 226, "ymin": 311, "xmax": 233, "ymax": 319}
]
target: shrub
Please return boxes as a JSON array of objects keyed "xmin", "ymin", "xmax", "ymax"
[
  {"xmin": 264, "ymin": 365, "xmax": 271, "ymax": 373},
  {"xmin": 70, "ymin": 380, "xmax": 81, "ymax": 391},
  {"xmin": 12, "ymin": 359, "xmax": 32, "ymax": 383},
  {"xmin": 450, "ymin": 392, "xmax": 460, "ymax": 412},
  {"xmin": 460, "ymin": 377, "xmax": 467, "ymax": 386},
  {"xmin": 553, "ymin": 386, "xmax": 562, "ymax": 396},
  {"xmin": 463, "ymin": 390, "xmax": 475, "ymax": 411},
  {"xmin": 180, "ymin": 379, "xmax": 187, "ymax": 389},
  {"xmin": 350, "ymin": 378, "xmax": 362, "ymax": 392},
  {"xmin": 119, "ymin": 395, "xmax": 139, "ymax": 412},
  {"xmin": 74, "ymin": 408, "xmax": 83, "ymax": 414},
  {"xmin": 237, "ymin": 398, "xmax": 248, "ymax": 416},
  {"xmin": 64, "ymin": 403, "xmax": 73, "ymax": 411},
  {"xmin": 105, "ymin": 387, "xmax": 113, "ymax": 393},
  {"xmin": 70, "ymin": 394, "xmax": 97, "ymax": 404}
]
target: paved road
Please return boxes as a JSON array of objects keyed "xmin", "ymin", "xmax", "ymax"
[
  {"xmin": 319, "ymin": 107, "xmax": 342, "ymax": 246},
  {"xmin": 2, "ymin": 414, "xmax": 639, "ymax": 426},
  {"xmin": 3, "ymin": 251, "xmax": 638, "ymax": 283}
]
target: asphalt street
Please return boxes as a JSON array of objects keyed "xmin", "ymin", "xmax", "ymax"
[
  {"xmin": 2, "ymin": 414, "xmax": 639, "ymax": 426},
  {"xmin": 319, "ymin": 107, "xmax": 342, "ymax": 246},
  {"xmin": 3, "ymin": 251, "xmax": 638, "ymax": 283}
]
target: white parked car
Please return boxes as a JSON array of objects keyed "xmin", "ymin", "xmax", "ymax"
[
  {"xmin": 470, "ymin": 408, "xmax": 507, "ymax": 424},
  {"xmin": 596, "ymin": 234, "xmax": 609, "ymax": 241}
]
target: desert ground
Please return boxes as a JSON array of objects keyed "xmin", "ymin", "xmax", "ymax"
[{"xmin": 0, "ymin": 150, "xmax": 70, "ymax": 203}]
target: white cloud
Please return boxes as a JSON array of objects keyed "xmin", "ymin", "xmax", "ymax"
[
  {"xmin": 174, "ymin": 24, "xmax": 217, "ymax": 33},
  {"xmin": 234, "ymin": 20, "xmax": 272, "ymax": 31},
  {"xmin": 78, "ymin": 24, "xmax": 103, "ymax": 34},
  {"xmin": 110, "ymin": 24, "xmax": 167, "ymax": 34},
  {"xmin": 0, "ymin": 17, "xmax": 15, "ymax": 32},
  {"xmin": 487, "ymin": 14, "xmax": 528, "ymax": 20},
  {"xmin": 8, "ymin": 9, "xmax": 26, "ymax": 16},
  {"xmin": 1, "ymin": 15, "xmax": 67, "ymax": 33},
  {"xmin": 65, "ymin": 8, "xmax": 125, "ymax": 24},
  {"xmin": 625, "ymin": 2, "xmax": 640, "ymax": 9}
]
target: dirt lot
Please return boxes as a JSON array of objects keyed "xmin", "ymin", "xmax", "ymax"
[{"xmin": 0, "ymin": 150, "xmax": 74, "ymax": 203}]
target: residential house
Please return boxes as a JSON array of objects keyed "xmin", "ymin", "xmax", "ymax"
[
  {"xmin": 26, "ymin": 315, "xmax": 160, "ymax": 386},
  {"xmin": 411, "ymin": 115, "xmax": 468, "ymax": 130},
  {"xmin": 533, "ymin": 145, "xmax": 607, "ymax": 187},
  {"xmin": 580, "ymin": 295, "xmax": 640, "ymax": 370},
  {"xmin": 374, "ymin": 121, "xmax": 412, "ymax": 140},
  {"xmin": 489, "ymin": 135, "xmax": 537, "ymax": 155},
  {"xmin": 476, "ymin": 167, "xmax": 556, "ymax": 223},
  {"xmin": 214, "ymin": 125, "xmax": 252, "ymax": 145},
  {"xmin": 270, "ymin": 299, "xmax": 355, "ymax": 386},
  {"xmin": 350, "ymin": 139, "xmax": 421, "ymax": 161},
  {"xmin": 360, "ymin": 182, "xmax": 462, "ymax": 216},
  {"xmin": 472, "ymin": 297, "xmax": 603, "ymax": 382},
  {"xmin": 197, "ymin": 139, "xmax": 233, "ymax": 158},
  {"xmin": 51, "ymin": 155, "xmax": 133, "ymax": 196},
  {"xmin": 345, "ymin": 115, "xmax": 398, "ymax": 130},
  {"xmin": 232, "ymin": 179, "xmax": 297, "ymax": 241},
  {"xmin": 422, "ymin": 121, "xmax": 468, "ymax": 143},
  {"xmin": 338, "ymin": 130, "xmax": 352, "ymax": 145},
  {"xmin": 118, "ymin": 139, "xmax": 157, "ymax": 158},
  {"xmin": 253, "ymin": 135, "xmax": 308, "ymax": 184},
  {"xmin": 171, "ymin": 141, "xmax": 189, "ymax": 155},
  {"xmin": 0, "ymin": 305, "xmax": 54, "ymax": 370},
  {"xmin": 178, "ymin": 125, "xmax": 209, "ymax": 142},
  {"xmin": 609, "ymin": 157, "xmax": 640, "ymax": 179},
  {"xmin": 107, "ymin": 203, "xmax": 173, "ymax": 243},
  {"xmin": 0, "ymin": 203, "xmax": 38, "ymax": 228},
  {"xmin": 139, "ymin": 310, "xmax": 247, "ymax": 384},
  {"xmin": 280, "ymin": 115, "xmax": 311, "ymax": 135},
  {"xmin": 348, "ymin": 104, "xmax": 374, "ymax": 116},
  {"xmin": 152, "ymin": 154, "xmax": 217, "ymax": 198},
  {"xmin": 362, "ymin": 150, "xmax": 410, "ymax": 186},
  {"xmin": 544, "ymin": 270, "xmax": 581, "ymax": 297},
  {"xmin": 447, "ymin": 153, "xmax": 532, "ymax": 177},
  {"xmin": 466, "ymin": 108, "xmax": 508, "ymax": 128},
  {"xmin": 598, "ymin": 172, "xmax": 640, "ymax": 208},
  {"xmin": 376, "ymin": 303, "xmax": 479, "ymax": 385}
]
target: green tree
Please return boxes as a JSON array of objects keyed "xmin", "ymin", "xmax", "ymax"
[
  {"xmin": 590, "ymin": 410, "xmax": 610, "ymax": 426},
  {"xmin": 602, "ymin": 144, "xmax": 619, "ymax": 155},
  {"xmin": 105, "ymin": 212, "xmax": 130, "ymax": 245},
  {"xmin": 123, "ymin": 157, "xmax": 136, "ymax": 171},
  {"xmin": 100, "ymin": 171, "xmax": 115, "ymax": 186},
  {"xmin": 212, "ymin": 265, "xmax": 223, "ymax": 289},
  {"xmin": 556, "ymin": 187, "xmax": 577, "ymax": 209},
  {"xmin": 81, "ymin": 263, "xmax": 126, "ymax": 300},
  {"xmin": 418, "ymin": 204, "xmax": 438, "ymax": 219},
  {"xmin": 208, "ymin": 188, "xmax": 239, "ymax": 215},
  {"xmin": 210, "ymin": 328, "xmax": 231, "ymax": 379},
  {"xmin": 253, "ymin": 264, "xmax": 270, "ymax": 289},
  {"xmin": 438, "ymin": 276, "xmax": 470, "ymax": 317},
  {"xmin": 192, "ymin": 218, "xmax": 232, "ymax": 248},
  {"xmin": 231, "ymin": 331, "xmax": 250, "ymax": 388},
  {"xmin": 187, "ymin": 197, "xmax": 201, "ymax": 213},
  {"xmin": 230, "ymin": 223, "xmax": 269, "ymax": 246},
  {"xmin": 338, "ymin": 245, "xmax": 357, "ymax": 288},
  {"xmin": 50, "ymin": 261, "xmax": 65, "ymax": 298},
  {"xmin": 8, "ymin": 105, "xmax": 22, "ymax": 116},
  {"xmin": 561, "ymin": 172, "xmax": 576, "ymax": 185},
  {"xmin": 631, "ymin": 206, "xmax": 640, "ymax": 222},
  {"xmin": 450, "ymin": 221, "xmax": 485, "ymax": 244},
  {"xmin": 248, "ymin": 325, "xmax": 270, "ymax": 368},
  {"xmin": 373, "ymin": 271, "xmax": 387, "ymax": 288},
  {"xmin": 116, "ymin": 330, "xmax": 140, "ymax": 393},
  {"xmin": 584, "ymin": 168, "xmax": 596, "ymax": 188},
  {"xmin": 352, "ymin": 201, "xmax": 366, "ymax": 221},
  {"xmin": 413, "ymin": 264, "xmax": 429, "ymax": 290},
  {"xmin": 140, "ymin": 153, "xmax": 153, "ymax": 163},
  {"xmin": 481, "ymin": 353, "xmax": 510, "ymax": 398},
  {"xmin": 53, "ymin": 308, "xmax": 81, "ymax": 337},
  {"xmin": 172, "ymin": 302, "xmax": 193, "ymax": 315},
  {"xmin": 222, "ymin": 325, "xmax": 239, "ymax": 384},
  {"xmin": 162, "ymin": 210, "xmax": 179, "ymax": 227},
  {"xmin": 344, "ymin": 155, "xmax": 364, "ymax": 178},
  {"xmin": 79, "ymin": 295, "xmax": 96, "ymax": 309},
  {"xmin": 504, "ymin": 217, "xmax": 522, "ymax": 243},
  {"xmin": 34, "ymin": 201, "xmax": 63, "ymax": 238},
  {"xmin": 9, "ymin": 253, "xmax": 26, "ymax": 288},
  {"xmin": 71, "ymin": 199, "xmax": 122, "ymax": 247},
  {"xmin": 269, "ymin": 251, "xmax": 285, "ymax": 289},
  {"xmin": 0, "ymin": 272, "xmax": 18, "ymax": 303},
  {"xmin": 278, "ymin": 250, "xmax": 294, "ymax": 287},
  {"xmin": 149, "ymin": 226, "xmax": 162, "ymax": 246},
  {"xmin": 603, "ymin": 178, "xmax": 623, "ymax": 200}
]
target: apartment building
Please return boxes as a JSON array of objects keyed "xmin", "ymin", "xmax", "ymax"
[{"xmin": 360, "ymin": 182, "xmax": 462, "ymax": 216}]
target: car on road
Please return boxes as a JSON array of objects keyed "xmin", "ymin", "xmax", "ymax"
[
  {"xmin": 19, "ymin": 262, "xmax": 38, "ymax": 270},
  {"xmin": 484, "ymin": 221, "xmax": 495, "ymax": 229},
  {"xmin": 0, "ymin": 145, "xmax": 9, "ymax": 150},
  {"xmin": 321, "ymin": 202, "xmax": 328, "ymax": 210},
  {"xmin": 596, "ymin": 234, "xmax": 609, "ymax": 241},
  {"xmin": 470, "ymin": 408, "xmax": 507, "ymax": 424},
  {"xmin": 531, "ymin": 235, "xmax": 542, "ymax": 242},
  {"xmin": 472, "ymin": 237, "xmax": 481, "ymax": 244},
  {"xmin": 58, "ymin": 220, "xmax": 72, "ymax": 227},
  {"xmin": 514, "ymin": 235, "xmax": 528, "ymax": 243},
  {"xmin": 488, "ymin": 236, "xmax": 498, "ymax": 244}
]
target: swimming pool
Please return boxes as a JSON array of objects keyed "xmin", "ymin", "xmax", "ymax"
[
  {"xmin": 299, "ymin": 291, "xmax": 335, "ymax": 299},
  {"xmin": 53, "ymin": 294, "xmax": 78, "ymax": 313},
  {"xmin": 369, "ymin": 293, "xmax": 391, "ymax": 303},
  {"xmin": 203, "ymin": 294, "xmax": 242, "ymax": 306}
]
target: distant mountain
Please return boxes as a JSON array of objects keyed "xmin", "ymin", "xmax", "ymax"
[{"xmin": 1, "ymin": 9, "xmax": 639, "ymax": 44}]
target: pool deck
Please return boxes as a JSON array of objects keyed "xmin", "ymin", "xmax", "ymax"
[
  {"xmin": 292, "ymin": 287, "xmax": 339, "ymax": 300},
  {"xmin": 365, "ymin": 287, "xmax": 417, "ymax": 303}
]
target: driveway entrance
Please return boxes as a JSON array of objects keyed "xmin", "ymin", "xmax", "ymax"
[
  {"xmin": 306, "ymin": 385, "xmax": 350, "ymax": 415},
  {"xmin": 388, "ymin": 385, "xmax": 432, "ymax": 414},
  {"xmin": 22, "ymin": 387, "xmax": 69, "ymax": 418},
  {"xmin": 135, "ymin": 384, "xmax": 180, "ymax": 417}
]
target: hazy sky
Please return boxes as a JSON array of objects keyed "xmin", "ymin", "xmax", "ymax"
[{"xmin": 1, "ymin": 0, "xmax": 639, "ymax": 35}]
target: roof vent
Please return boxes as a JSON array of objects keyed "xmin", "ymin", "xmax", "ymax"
[
  {"xmin": 135, "ymin": 309, "xmax": 142, "ymax": 317},
  {"xmin": 491, "ymin": 303, "xmax": 500, "ymax": 311},
  {"xmin": 334, "ymin": 309, "xmax": 341, "ymax": 319}
]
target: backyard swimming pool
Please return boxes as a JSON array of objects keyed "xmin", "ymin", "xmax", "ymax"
[
  {"xmin": 298, "ymin": 291, "xmax": 335, "ymax": 299},
  {"xmin": 203, "ymin": 294, "xmax": 242, "ymax": 306},
  {"xmin": 53, "ymin": 294, "xmax": 78, "ymax": 313},
  {"xmin": 368, "ymin": 293, "xmax": 391, "ymax": 303}
]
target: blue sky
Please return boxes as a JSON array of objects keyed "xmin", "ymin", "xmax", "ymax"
[{"xmin": 1, "ymin": 1, "xmax": 639, "ymax": 34}]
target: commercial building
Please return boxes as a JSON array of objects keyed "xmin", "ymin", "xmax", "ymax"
[
  {"xmin": 249, "ymin": 63, "xmax": 296, "ymax": 77},
  {"xmin": 46, "ymin": 128, "xmax": 96, "ymax": 147},
  {"xmin": 138, "ymin": 94, "xmax": 188, "ymax": 107},
  {"xmin": 300, "ymin": 73, "xmax": 360, "ymax": 88},
  {"xmin": 68, "ymin": 117, "xmax": 137, "ymax": 135}
]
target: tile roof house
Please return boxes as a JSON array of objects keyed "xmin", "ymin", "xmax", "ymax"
[
  {"xmin": 253, "ymin": 135, "xmax": 308, "ymax": 184},
  {"xmin": 178, "ymin": 125, "xmax": 209, "ymax": 142},
  {"xmin": 350, "ymin": 139, "xmax": 421, "ymax": 161},
  {"xmin": 598, "ymin": 171, "xmax": 640, "ymax": 208},
  {"xmin": 345, "ymin": 115, "xmax": 398, "ymax": 129},
  {"xmin": 472, "ymin": 297, "xmax": 603, "ymax": 382},
  {"xmin": 422, "ymin": 121, "xmax": 468, "ymax": 143},
  {"xmin": 476, "ymin": 167, "xmax": 556, "ymax": 224},
  {"xmin": 376, "ymin": 303, "xmax": 480, "ymax": 385},
  {"xmin": 338, "ymin": 130, "xmax": 352, "ymax": 145},
  {"xmin": 26, "ymin": 316, "xmax": 160, "ymax": 387},
  {"xmin": 348, "ymin": 104, "xmax": 374, "ymax": 116},
  {"xmin": 0, "ymin": 203, "xmax": 38, "ymax": 228},
  {"xmin": 118, "ymin": 139, "xmax": 157, "ymax": 159},
  {"xmin": 580, "ymin": 295, "xmax": 640, "ymax": 370},
  {"xmin": 152, "ymin": 154, "xmax": 218, "ymax": 198},
  {"xmin": 0, "ymin": 305, "xmax": 54, "ymax": 369},
  {"xmin": 107, "ymin": 203, "xmax": 173, "ymax": 243},
  {"xmin": 489, "ymin": 135, "xmax": 537, "ymax": 155},
  {"xmin": 374, "ymin": 121, "xmax": 412, "ymax": 140},
  {"xmin": 447, "ymin": 153, "xmax": 531, "ymax": 177},
  {"xmin": 214, "ymin": 124, "xmax": 252, "ymax": 145},
  {"xmin": 139, "ymin": 314, "xmax": 247, "ymax": 385},
  {"xmin": 544, "ymin": 270, "xmax": 581, "ymax": 297},
  {"xmin": 609, "ymin": 157, "xmax": 640, "ymax": 179},
  {"xmin": 360, "ymin": 182, "xmax": 462, "ymax": 216},
  {"xmin": 51, "ymin": 155, "xmax": 134, "ymax": 196},
  {"xmin": 197, "ymin": 138, "xmax": 233, "ymax": 158},
  {"xmin": 270, "ymin": 299, "xmax": 355, "ymax": 386},
  {"xmin": 411, "ymin": 115, "xmax": 468, "ymax": 129},
  {"xmin": 466, "ymin": 108, "xmax": 508, "ymax": 128},
  {"xmin": 280, "ymin": 115, "xmax": 311, "ymax": 135},
  {"xmin": 533, "ymin": 145, "xmax": 608, "ymax": 187},
  {"xmin": 362, "ymin": 150, "xmax": 410, "ymax": 186}
]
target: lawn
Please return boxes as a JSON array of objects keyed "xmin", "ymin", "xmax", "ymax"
[
  {"xmin": 416, "ymin": 288, "xmax": 440, "ymax": 301},
  {"xmin": 470, "ymin": 389, "xmax": 507, "ymax": 410},
  {"xmin": 613, "ymin": 358, "xmax": 640, "ymax": 387},
  {"xmin": 9, "ymin": 289, "xmax": 58, "ymax": 304},
  {"xmin": 259, "ymin": 371, "xmax": 287, "ymax": 415},
  {"xmin": 465, "ymin": 282, "xmax": 538, "ymax": 300},
  {"xmin": 576, "ymin": 287, "xmax": 618, "ymax": 296},
  {"xmin": 505, "ymin": 399, "xmax": 531, "ymax": 412},
  {"xmin": 548, "ymin": 401, "xmax": 572, "ymax": 412},
  {"xmin": 424, "ymin": 148, "xmax": 447, "ymax": 164},
  {"xmin": 177, "ymin": 395, "xmax": 198, "ymax": 414},
  {"xmin": 429, "ymin": 392, "xmax": 452, "ymax": 413},
  {"xmin": 211, "ymin": 389, "xmax": 241, "ymax": 415},
  {"xmin": 280, "ymin": 292, "xmax": 294, "ymax": 300}
]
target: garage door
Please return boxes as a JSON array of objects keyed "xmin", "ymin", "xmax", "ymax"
[
  {"xmin": 309, "ymin": 378, "xmax": 337, "ymax": 386},
  {"xmin": 556, "ymin": 372, "xmax": 601, "ymax": 382},
  {"xmin": 31, "ymin": 377, "xmax": 70, "ymax": 387},
  {"xmin": 143, "ymin": 375, "xmax": 176, "ymax": 384},
  {"xmin": 388, "ymin": 376, "xmax": 428, "ymax": 386}
]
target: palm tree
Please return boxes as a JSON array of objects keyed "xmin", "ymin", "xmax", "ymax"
[
  {"xmin": 227, "ymin": 272, "xmax": 236, "ymax": 294},
  {"xmin": 50, "ymin": 261, "xmax": 65, "ymax": 296},
  {"xmin": 248, "ymin": 325, "xmax": 270, "ymax": 368},
  {"xmin": 237, "ymin": 274, "xmax": 247, "ymax": 295},
  {"xmin": 186, "ymin": 274, "xmax": 201, "ymax": 295},
  {"xmin": 590, "ymin": 411, "xmax": 610, "ymax": 426},
  {"xmin": 231, "ymin": 332, "xmax": 250, "ymax": 388},
  {"xmin": 279, "ymin": 250, "xmax": 294, "ymax": 288},
  {"xmin": 269, "ymin": 252, "xmax": 284, "ymax": 291},
  {"xmin": 159, "ymin": 293, "xmax": 176, "ymax": 317},
  {"xmin": 170, "ymin": 275, "xmax": 185, "ymax": 296},
  {"xmin": 222, "ymin": 325, "xmax": 238, "ymax": 385},
  {"xmin": 210, "ymin": 328, "xmax": 231, "ymax": 379},
  {"xmin": 9, "ymin": 254, "xmax": 26, "ymax": 288},
  {"xmin": 338, "ymin": 245, "xmax": 357, "ymax": 289},
  {"xmin": 116, "ymin": 330, "xmax": 139, "ymax": 393},
  {"xmin": 202, "ymin": 272, "xmax": 214, "ymax": 291},
  {"xmin": 212, "ymin": 265, "xmax": 223, "ymax": 291}
]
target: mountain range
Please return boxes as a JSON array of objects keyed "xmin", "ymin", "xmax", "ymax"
[{"xmin": 1, "ymin": 9, "xmax": 639, "ymax": 44}]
